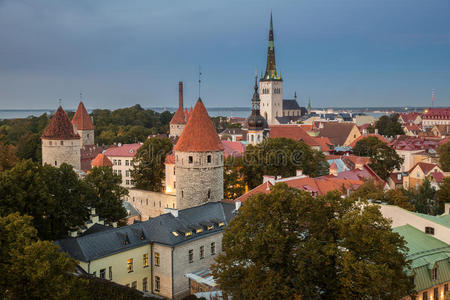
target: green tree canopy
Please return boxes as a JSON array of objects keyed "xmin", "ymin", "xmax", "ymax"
[
  {"xmin": 439, "ymin": 141, "xmax": 450, "ymax": 171},
  {"xmin": 241, "ymin": 138, "xmax": 329, "ymax": 189},
  {"xmin": 16, "ymin": 132, "xmax": 42, "ymax": 162},
  {"xmin": 375, "ymin": 113, "xmax": 403, "ymax": 137},
  {"xmin": 437, "ymin": 177, "xmax": 450, "ymax": 211},
  {"xmin": 212, "ymin": 184, "xmax": 414, "ymax": 299},
  {"xmin": 84, "ymin": 166, "xmax": 128, "ymax": 224},
  {"xmin": 131, "ymin": 137, "xmax": 173, "ymax": 192},
  {"xmin": 0, "ymin": 141, "xmax": 17, "ymax": 171},
  {"xmin": 352, "ymin": 136, "xmax": 403, "ymax": 180},
  {"xmin": 408, "ymin": 178, "xmax": 439, "ymax": 215},
  {"xmin": 0, "ymin": 213, "xmax": 81, "ymax": 299}
]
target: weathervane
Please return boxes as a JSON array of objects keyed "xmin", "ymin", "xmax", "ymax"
[
  {"xmin": 58, "ymin": 98, "xmax": 62, "ymax": 107},
  {"xmin": 198, "ymin": 65, "xmax": 202, "ymax": 99}
]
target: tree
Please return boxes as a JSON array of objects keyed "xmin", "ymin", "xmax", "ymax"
[
  {"xmin": 212, "ymin": 184, "xmax": 414, "ymax": 299},
  {"xmin": 0, "ymin": 213, "xmax": 81, "ymax": 299},
  {"xmin": 384, "ymin": 189, "xmax": 415, "ymax": 211},
  {"xmin": 84, "ymin": 166, "xmax": 128, "ymax": 224},
  {"xmin": 131, "ymin": 137, "xmax": 172, "ymax": 192},
  {"xmin": 0, "ymin": 141, "xmax": 17, "ymax": 171},
  {"xmin": 439, "ymin": 141, "xmax": 450, "ymax": 172},
  {"xmin": 349, "ymin": 179, "xmax": 385, "ymax": 201},
  {"xmin": 375, "ymin": 114, "xmax": 403, "ymax": 137},
  {"xmin": 0, "ymin": 160, "xmax": 91, "ymax": 240},
  {"xmin": 408, "ymin": 178, "xmax": 438, "ymax": 215},
  {"xmin": 436, "ymin": 177, "xmax": 450, "ymax": 211},
  {"xmin": 241, "ymin": 138, "xmax": 329, "ymax": 189},
  {"xmin": 16, "ymin": 132, "xmax": 42, "ymax": 162},
  {"xmin": 352, "ymin": 136, "xmax": 384, "ymax": 157},
  {"xmin": 223, "ymin": 156, "xmax": 246, "ymax": 200}
]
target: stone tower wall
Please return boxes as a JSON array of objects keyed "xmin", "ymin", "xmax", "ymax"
[
  {"xmin": 42, "ymin": 138, "xmax": 81, "ymax": 170},
  {"xmin": 170, "ymin": 124, "xmax": 185, "ymax": 138},
  {"xmin": 77, "ymin": 129, "xmax": 94, "ymax": 147},
  {"xmin": 259, "ymin": 80, "xmax": 283, "ymax": 125},
  {"xmin": 175, "ymin": 150, "xmax": 223, "ymax": 210}
]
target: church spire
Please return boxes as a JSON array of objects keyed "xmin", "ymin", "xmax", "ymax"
[{"xmin": 263, "ymin": 12, "xmax": 281, "ymax": 81}]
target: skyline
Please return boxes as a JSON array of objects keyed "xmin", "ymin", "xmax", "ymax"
[{"xmin": 0, "ymin": 0, "xmax": 449, "ymax": 109}]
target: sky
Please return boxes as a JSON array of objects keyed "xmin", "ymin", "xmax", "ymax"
[{"xmin": 0, "ymin": 0, "xmax": 449, "ymax": 110}]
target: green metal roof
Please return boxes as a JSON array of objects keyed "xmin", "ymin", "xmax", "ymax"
[
  {"xmin": 412, "ymin": 212, "xmax": 450, "ymax": 228},
  {"xmin": 393, "ymin": 225, "xmax": 450, "ymax": 292}
]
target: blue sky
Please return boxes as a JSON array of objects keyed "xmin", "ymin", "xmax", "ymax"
[{"xmin": 0, "ymin": 0, "xmax": 449, "ymax": 109}]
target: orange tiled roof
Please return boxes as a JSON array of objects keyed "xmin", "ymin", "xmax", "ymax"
[
  {"xmin": 72, "ymin": 101, "xmax": 94, "ymax": 130},
  {"xmin": 174, "ymin": 99, "xmax": 224, "ymax": 152},
  {"xmin": 91, "ymin": 153, "xmax": 113, "ymax": 167},
  {"xmin": 269, "ymin": 125, "xmax": 320, "ymax": 146},
  {"xmin": 165, "ymin": 153, "xmax": 175, "ymax": 164},
  {"xmin": 170, "ymin": 107, "xmax": 186, "ymax": 125},
  {"xmin": 42, "ymin": 106, "xmax": 80, "ymax": 140}
]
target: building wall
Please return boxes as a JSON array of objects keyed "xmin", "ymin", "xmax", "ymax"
[
  {"xmin": 77, "ymin": 129, "xmax": 94, "ymax": 147},
  {"xmin": 175, "ymin": 151, "xmax": 224, "ymax": 210},
  {"xmin": 343, "ymin": 125, "xmax": 362, "ymax": 146},
  {"xmin": 401, "ymin": 281, "xmax": 450, "ymax": 300},
  {"xmin": 125, "ymin": 189, "xmax": 177, "ymax": 220},
  {"xmin": 283, "ymin": 109, "xmax": 301, "ymax": 117},
  {"xmin": 404, "ymin": 165, "xmax": 442, "ymax": 189},
  {"xmin": 423, "ymin": 119, "xmax": 450, "ymax": 127},
  {"xmin": 260, "ymin": 80, "xmax": 283, "ymax": 125},
  {"xmin": 170, "ymin": 124, "xmax": 185, "ymax": 138},
  {"xmin": 165, "ymin": 163, "xmax": 176, "ymax": 194},
  {"xmin": 171, "ymin": 233, "xmax": 223, "ymax": 300},
  {"xmin": 152, "ymin": 243, "xmax": 174, "ymax": 298},
  {"xmin": 106, "ymin": 155, "xmax": 135, "ymax": 187},
  {"xmin": 395, "ymin": 150, "xmax": 424, "ymax": 172},
  {"xmin": 247, "ymin": 130, "xmax": 265, "ymax": 145},
  {"xmin": 380, "ymin": 205, "xmax": 450, "ymax": 244},
  {"xmin": 79, "ymin": 244, "xmax": 152, "ymax": 291},
  {"xmin": 42, "ymin": 138, "xmax": 81, "ymax": 170}
]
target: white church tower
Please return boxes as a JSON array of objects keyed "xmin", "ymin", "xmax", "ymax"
[{"xmin": 260, "ymin": 12, "xmax": 283, "ymax": 125}]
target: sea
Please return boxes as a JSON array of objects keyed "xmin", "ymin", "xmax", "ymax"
[{"xmin": 0, "ymin": 106, "xmax": 430, "ymax": 120}]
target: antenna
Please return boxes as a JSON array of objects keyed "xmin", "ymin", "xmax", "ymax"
[
  {"xmin": 432, "ymin": 89, "xmax": 436, "ymax": 107},
  {"xmin": 198, "ymin": 65, "xmax": 202, "ymax": 99}
]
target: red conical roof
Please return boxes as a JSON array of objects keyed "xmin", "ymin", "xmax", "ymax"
[
  {"xmin": 174, "ymin": 99, "xmax": 224, "ymax": 152},
  {"xmin": 170, "ymin": 107, "xmax": 186, "ymax": 125},
  {"xmin": 72, "ymin": 101, "xmax": 94, "ymax": 130},
  {"xmin": 42, "ymin": 106, "xmax": 80, "ymax": 140},
  {"xmin": 91, "ymin": 153, "xmax": 113, "ymax": 167}
]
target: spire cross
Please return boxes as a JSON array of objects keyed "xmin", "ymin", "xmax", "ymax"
[{"xmin": 198, "ymin": 65, "xmax": 202, "ymax": 99}]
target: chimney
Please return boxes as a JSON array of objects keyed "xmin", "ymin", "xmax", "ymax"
[
  {"xmin": 164, "ymin": 207, "xmax": 178, "ymax": 218},
  {"xmin": 375, "ymin": 128, "xmax": 379, "ymax": 135},
  {"xmin": 178, "ymin": 81, "xmax": 183, "ymax": 109},
  {"xmin": 296, "ymin": 170, "xmax": 303, "ymax": 176},
  {"xmin": 263, "ymin": 175, "xmax": 275, "ymax": 185},
  {"xmin": 235, "ymin": 201, "xmax": 242, "ymax": 211}
]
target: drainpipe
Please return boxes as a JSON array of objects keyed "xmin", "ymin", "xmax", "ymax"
[{"xmin": 171, "ymin": 247, "xmax": 174, "ymax": 299}]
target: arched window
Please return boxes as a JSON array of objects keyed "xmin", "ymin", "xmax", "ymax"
[{"xmin": 208, "ymin": 189, "xmax": 211, "ymax": 199}]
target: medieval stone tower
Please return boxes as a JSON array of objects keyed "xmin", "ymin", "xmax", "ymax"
[
  {"xmin": 259, "ymin": 12, "xmax": 283, "ymax": 125},
  {"xmin": 173, "ymin": 98, "xmax": 224, "ymax": 210},
  {"xmin": 41, "ymin": 106, "xmax": 81, "ymax": 170},
  {"xmin": 169, "ymin": 82, "xmax": 186, "ymax": 138},
  {"xmin": 71, "ymin": 101, "xmax": 94, "ymax": 147}
]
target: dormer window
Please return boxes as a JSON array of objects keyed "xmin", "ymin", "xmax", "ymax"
[
  {"xmin": 207, "ymin": 225, "xmax": 214, "ymax": 230},
  {"xmin": 432, "ymin": 267, "xmax": 438, "ymax": 281},
  {"xmin": 218, "ymin": 222, "xmax": 225, "ymax": 227},
  {"xmin": 425, "ymin": 226, "xmax": 435, "ymax": 235},
  {"xmin": 172, "ymin": 231, "xmax": 179, "ymax": 237},
  {"xmin": 196, "ymin": 228, "xmax": 203, "ymax": 234},
  {"xmin": 185, "ymin": 231, "xmax": 192, "ymax": 237}
]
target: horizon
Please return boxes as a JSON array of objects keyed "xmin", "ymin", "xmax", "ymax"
[{"xmin": 0, "ymin": 0, "xmax": 449, "ymax": 109}]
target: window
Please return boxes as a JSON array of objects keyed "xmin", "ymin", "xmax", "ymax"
[
  {"xmin": 113, "ymin": 159, "xmax": 117, "ymax": 165},
  {"xmin": 196, "ymin": 228, "xmax": 203, "ymax": 234},
  {"xmin": 185, "ymin": 231, "xmax": 192, "ymax": 237},
  {"xmin": 126, "ymin": 170, "xmax": 130, "ymax": 177},
  {"xmin": 174, "ymin": 181, "xmax": 176, "ymax": 188},
  {"xmin": 189, "ymin": 156, "xmax": 193, "ymax": 163},
  {"xmin": 207, "ymin": 155, "xmax": 211, "ymax": 163},
  {"xmin": 54, "ymin": 161, "xmax": 58, "ymax": 166},
  {"xmin": 445, "ymin": 283, "xmax": 448, "ymax": 293},
  {"xmin": 131, "ymin": 281, "xmax": 137, "ymax": 289},
  {"xmin": 207, "ymin": 189, "xmax": 211, "ymax": 199},
  {"xmin": 99, "ymin": 268, "xmax": 106, "ymax": 279},
  {"xmin": 423, "ymin": 291, "xmax": 428, "ymax": 300},
  {"xmin": 109, "ymin": 266, "xmax": 112, "ymax": 280},
  {"xmin": 143, "ymin": 254, "xmax": 149, "ymax": 267},
  {"xmin": 172, "ymin": 231, "xmax": 179, "ymax": 236},
  {"xmin": 200, "ymin": 246, "xmax": 204, "ymax": 259},
  {"xmin": 125, "ymin": 160, "xmax": 129, "ymax": 166},
  {"xmin": 425, "ymin": 226, "xmax": 435, "ymax": 235},
  {"xmin": 60, "ymin": 141, "xmax": 64, "ymax": 145},
  {"xmin": 173, "ymin": 168, "xmax": 176, "ymax": 175},
  {"xmin": 126, "ymin": 180, "xmax": 130, "ymax": 185},
  {"xmin": 433, "ymin": 288, "xmax": 438, "ymax": 300},
  {"xmin": 189, "ymin": 249, "xmax": 193, "ymax": 263},
  {"xmin": 127, "ymin": 258, "xmax": 133, "ymax": 273},
  {"xmin": 155, "ymin": 276, "xmax": 160, "ymax": 292},
  {"xmin": 154, "ymin": 252, "xmax": 160, "ymax": 266},
  {"xmin": 211, "ymin": 242, "xmax": 216, "ymax": 255},
  {"xmin": 207, "ymin": 225, "xmax": 214, "ymax": 230},
  {"xmin": 182, "ymin": 190, "xmax": 184, "ymax": 198},
  {"xmin": 118, "ymin": 160, "xmax": 122, "ymax": 166},
  {"xmin": 143, "ymin": 277, "xmax": 148, "ymax": 292},
  {"xmin": 118, "ymin": 170, "xmax": 122, "ymax": 176},
  {"xmin": 432, "ymin": 267, "xmax": 438, "ymax": 280},
  {"xmin": 218, "ymin": 221, "xmax": 225, "ymax": 227},
  {"xmin": 93, "ymin": 271, "xmax": 96, "ymax": 277}
]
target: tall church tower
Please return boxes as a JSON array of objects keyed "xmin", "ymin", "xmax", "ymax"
[
  {"xmin": 42, "ymin": 106, "xmax": 81, "ymax": 170},
  {"xmin": 174, "ymin": 98, "xmax": 224, "ymax": 210},
  {"xmin": 260, "ymin": 12, "xmax": 283, "ymax": 125},
  {"xmin": 71, "ymin": 101, "xmax": 95, "ymax": 147}
]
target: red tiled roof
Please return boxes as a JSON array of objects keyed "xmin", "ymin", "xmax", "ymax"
[
  {"xmin": 404, "ymin": 124, "xmax": 421, "ymax": 131},
  {"xmin": 91, "ymin": 153, "xmax": 113, "ymax": 167},
  {"xmin": 389, "ymin": 172, "xmax": 404, "ymax": 184},
  {"xmin": 422, "ymin": 108, "xmax": 450, "ymax": 120},
  {"xmin": 165, "ymin": 153, "xmax": 175, "ymax": 164},
  {"xmin": 312, "ymin": 136, "xmax": 332, "ymax": 152},
  {"xmin": 170, "ymin": 107, "xmax": 186, "ymax": 125},
  {"xmin": 104, "ymin": 143, "xmax": 143, "ymax": 157},
  {"xmin": 399, "ymin": 112, "xmax": 421, "ymax": 123},
  {"xmin": 222, "ymin": 140, "xmax": 246, "ymax": 158},
  {"xmin": 349, "ymin": 134, "xmax": 388, "ymax": 148},
  {"xmin": 325, "ymin": 164, "xmax": 383, "ymax": 183},
  {"xmin": 389, "ymin": 136, "xmax": 441, "ymax": 151},
  {"xmin": 408, "ymin": 162, "xmax": 440, "ymax": 175},
  {"xmin": 174, "ymin": 99, "xmax": 224, "ymax": 152},
  {"xmin": 269, "ymin": 125, "xmax": 319, "ymax": 146},
  {"xmin": 430, "ymin": 171, "xmax": 445, "ymax": 183},
  {"xmin": 72, "ymin": 101, "xmax": 94, "ymax": 130},
  {"xmin": 42, "ymin": 106, "xmax": 80, "ymax": 140}
]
